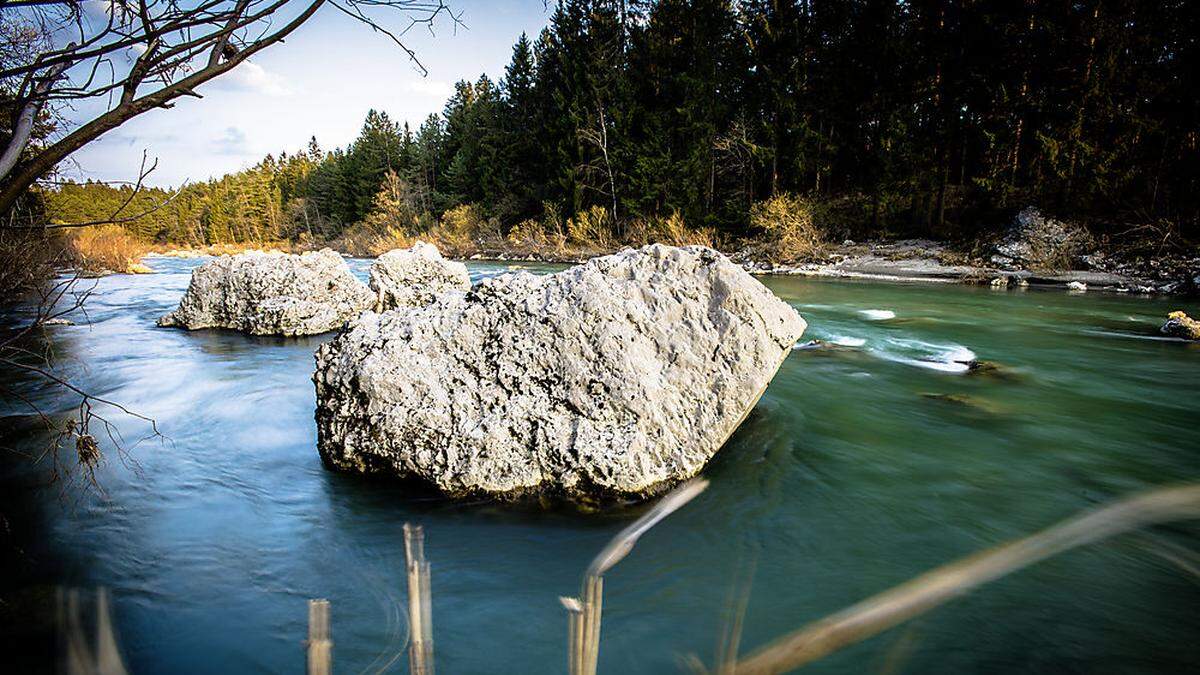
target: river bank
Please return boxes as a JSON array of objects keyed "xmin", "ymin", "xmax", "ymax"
[{"xmin": 146, "ymin": 237, "xmax": 1200, "ymax": 296}]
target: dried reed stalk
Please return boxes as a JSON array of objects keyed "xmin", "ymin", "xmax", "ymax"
[
  {"xmin": 58, "ymin": 587, "xmax": 128, "ymax": 675},
  {"xmin": 730, "ymin": 484, "xmax": 1200, "ymax": 675},
  {"xmin": 565, "ymin": 479, "xmax": 710, "ymax": 674},
  {"xmin": 405, "ymin": 523, "xmax": 435, "ymax": 675},
  {"xmin": 306, "ymin": 599, "xmax": 332, "ymax": 675}
]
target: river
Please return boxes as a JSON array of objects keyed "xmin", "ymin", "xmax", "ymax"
[{"xmin": 1, "ymin": 255, "xmax": 1198, "ymax": 673}]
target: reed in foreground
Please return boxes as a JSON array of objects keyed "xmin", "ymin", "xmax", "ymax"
[
  {"xmin": 404, "ymin": 523, "xmax": 434, "ymax": 675},
  {"xmin": 721, "ymin": 484, "xmax": 1200, "ymax": 674},
  {"xmin": 563, "ymin": 479, "xmax": 709, "ymax": 675}
]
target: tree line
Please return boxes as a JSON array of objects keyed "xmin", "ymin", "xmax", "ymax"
[{"xmin": 46, "ymin": 0, "xmax": 1200, "ymax": 246}]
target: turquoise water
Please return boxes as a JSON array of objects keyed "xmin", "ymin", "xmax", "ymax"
[{"xmin": 1, "ymin": 256, "xmax": 1198, "ymax": 673}]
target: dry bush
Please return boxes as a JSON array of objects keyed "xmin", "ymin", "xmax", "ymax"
[
  {"xmin": 567, "ymin": 205, "xmax": 615, "ymax": 252},
  {"xmin": 626, "ymin": 211, "xmax": 720, "ymax": 248},
  {"xmin": 507, "ymin": 217, "xmax": 568, "ymax": 258},
  {"xmin": 1025, "ymin": 223, "xmax": 1094, "ymax": 273},
  {"xmin": 987, "ymin": 208, "xmax": 1095, "ymax": 273},
  {"xmin": 361, "ymin": 171, "xmax": 426, "ymax": 234},
  {"xmin": 335, "ymin": 221, "xmax": 413, "ymax": 257},
  {"xmin": 749, "ymin": 193, "xmax": 825, "ymax": 263},
  {"xmin": 67, "ymin": 225, "xmax": 148, "ymax": 273},
  {"xmin": 0, "ymin": 227, "xmax": 68, "ymax": 298},
  {"xmin": 433, "ymin": 203, "xmax": 483, "ymax": 253},
  {"xmin": 423, "ymin": 203, "xmax": 501, "ymax": 257}
]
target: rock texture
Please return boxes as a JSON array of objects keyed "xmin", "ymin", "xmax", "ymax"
[
  {"xmin": 314, "ymin": 244, "xmax": 806, "ymax": 503},
  {"xmin": 368, "ymin": 241, "xmax": 471, "ymax": 311},
  {"xmin": 158, "ymin": 249, "xmax": 374, "ymax": 336},
  {"xmin": 1161, "ymin": 311, "xmax": 1200, "ymax": 340},
  {"xmin": 990, "ymin": 207, "xmax": 1092, "ymax": 270}
]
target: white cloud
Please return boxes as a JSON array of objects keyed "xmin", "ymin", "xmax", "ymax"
[{"xmin": 214, "ymin": 61, "xmax": 293, "ymax": 97}]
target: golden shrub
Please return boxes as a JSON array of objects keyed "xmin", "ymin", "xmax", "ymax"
[
  {"xmin": 566, "ymin": 205, "xmax": 614, "ymax": 251},
  {"xmin": 628, "ymin": 211, "xmax": 719, "ymax": 248},
  {"xmin": 507, "ymin": 218, "xmax": 567, "ymax": 256},
  {"xmin": 749, "ymin": 193, "xmax": 824, "ymax": 263},
  {"xmin": 68, "ymin": 225, "xmax": 148, "ymax": 273}
]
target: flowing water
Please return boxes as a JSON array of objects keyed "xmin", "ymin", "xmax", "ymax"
[{"xmin": 2, "ymin": 256, "xmax": 1199, "ymax": 674}]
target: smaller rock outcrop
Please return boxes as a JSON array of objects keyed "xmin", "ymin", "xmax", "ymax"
[
  {"xmin": 368, "ymin": 242, "xmax": 471, "ymax": 311},
  {"xmin": 990, "ymin": 207, "xmax": 1093, "ymax": 271},
  {"xmin": 158, "ymin": 249, "xmax": 374, "ymax": 336},
  {"xmin": 1161, "ymin": 311, "xmax": 1200, "ymax": 340}
]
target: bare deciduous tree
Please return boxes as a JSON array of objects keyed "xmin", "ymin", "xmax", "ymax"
[{"xmin": 0, "ymin": 0, "xmax": 460, "ymax": 216}]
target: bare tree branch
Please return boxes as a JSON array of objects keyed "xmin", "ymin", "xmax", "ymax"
[{"xmin": 0, "ymin": 0, "xmax": 460, "ymax": 215}]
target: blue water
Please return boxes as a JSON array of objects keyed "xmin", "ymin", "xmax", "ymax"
[{"xmin": 1, "ymin": 254, "xmax": 1198, "ymax": 673}]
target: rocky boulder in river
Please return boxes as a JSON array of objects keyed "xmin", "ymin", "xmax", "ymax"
[
  {"xmin": 158, "ymin": 249, "xmax": 374, "ymax": 336},
  {"xmin": 368, "ymin": 241, "xmax": 471, "ymax": 311},
  {"xmin": 313, "ymin": 244, "xmax": 807, "ymax": 504},
  {"xmin": 1161, "ymin": 311, "xmax": 1200, "ymax": 340}
]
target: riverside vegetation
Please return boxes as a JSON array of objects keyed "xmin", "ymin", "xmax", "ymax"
[{"xmin": 22, "ymin": 0, "xmax": 1199, "ymax": 288}]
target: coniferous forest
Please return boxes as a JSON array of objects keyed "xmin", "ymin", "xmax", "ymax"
[{"xmin": 46, "ymin": 0, "xmax": 1200, "ymax": 251}]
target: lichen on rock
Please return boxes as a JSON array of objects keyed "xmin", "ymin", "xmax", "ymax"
[
  {"xmin": 158, "ymin": 248, "xmax": 374, "ymax": 336},
  {"xmin": 1161, "ymin": 311, "xmax": 1200, "ymax": 340},
  {"xmin": 313, "ymin": 244, "xmax": 807, "ymax": 504},
  {"xmin": 368, "ymin": 241, "xmax": 471, "ymax": 311}
]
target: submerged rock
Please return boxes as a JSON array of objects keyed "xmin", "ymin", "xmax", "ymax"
[
  {"xmin": 921, "ymin": 392, "xmax": 1002, "ymax": 414},
  {"xmin": 1161, "ymin": 311, "xmax": 1200, "ymax": 340},
  {"xmin": 960, "ymin": 358, "xmax": 1020, "ymax": 380},
  {"xmin": 313, "ymin": 244, "xmax": 806, "ymax": 503},
  {"xmin": 158, "ymin": 249, "xmax": 374, "ymax": 336},
  {"xmin": 368, "ymin": 242, "xmax": 471, "ymax": 311}
]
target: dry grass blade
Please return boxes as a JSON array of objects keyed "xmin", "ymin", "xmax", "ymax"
[
  {"xmin": 730, "ymin": 484, "xmax": 1200, "ymax": 675},
  {"xmin": 587, "ymin": 478, "xmax": 709, "ymax": 577},
  {"xmin": 566, "ymin": 479, "xmax": 710, "ymax": 675},
  {"xmin": 306, "ymin": 599, "xmax": 332, "ymax": 675},
  {"xmin": 57, "ymin": 587, "xmax": 129, "ymax": 675},
  {"xmin": 404, "ymin": 523, "xmax": 434, "ymax": 675},
  {"xmin": 714, "ymin": 559, "xmax": 756, "ymax": 675}
]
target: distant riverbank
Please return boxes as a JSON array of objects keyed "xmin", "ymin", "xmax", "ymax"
[{"xmin": 146, "ymin": 237, "xmax": 1198, "ymax": 296}]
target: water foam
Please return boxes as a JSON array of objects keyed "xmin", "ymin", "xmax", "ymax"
[
  {"xmin": 874, "ymin": 338, "xmax": 976, "ymax": 374},
  {"xmin": 858, "ymin": 309, "xmax": 896, "ymax": 321}
]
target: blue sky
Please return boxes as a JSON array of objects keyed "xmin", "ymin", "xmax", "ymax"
[{"xmin": 62, "ymin": 1, "xmax": 550, "ymax": 188}]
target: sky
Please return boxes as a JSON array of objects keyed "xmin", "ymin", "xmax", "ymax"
[{"xmin": 60, "ymin": 1, "xmax": 551, "ymax": 188}]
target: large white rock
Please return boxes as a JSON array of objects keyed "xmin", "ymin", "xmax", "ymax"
[
  {"xmin": 314, "ymin": 244, "xmax": 806, "ymax": 503},
  {"xmin": 369, "ymin": 241, "xmax": 471, "ymax": 311},
  {"xmin": 158, "ymin": 249, "xmax": 374, "ymax": 336}
]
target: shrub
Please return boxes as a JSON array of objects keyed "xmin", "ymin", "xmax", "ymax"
[
  {"xmin": 335, "ymin": 221, "xmax": 412, "ymax": 257},
  {"xmin": 567, "ymin": 205, "xmax": 614, "ymax": 251},
  {"xmin": 507, "ymin": 218, "xmax": 567, "ymax": 257},
  {"xmin": 431, "ymin": 203, "xmax": 494, "ymax": 256},
  {"xmin": 67, "ymin": 225, "xmax": 148, "ymax": 273},
  {"xmin": 749, "ymin": 193, "xmax": 824, "ymax": 263},
  {"xmin": 627, "ymin": 211, "xmax": 720, "ymax": 248},
  {"xmin": 1027, "ymin": 221, "xmax": 1093, "ymax": 273},
  {"xmin": 989, "ymin": 207, "xmax": 1095, "ymax": 272},
  {"xmin": 0, "ymin": 227, "xmax": 68, "ymax": 298},
  {"xmin": 361, "ymin": 171, "xmax": 425, "ymax": 235}
]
